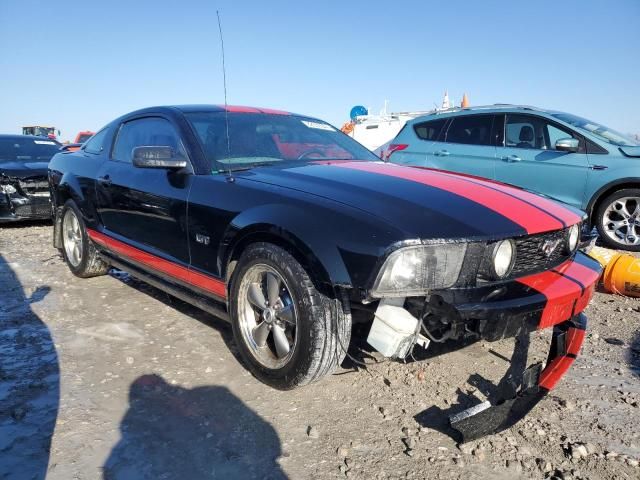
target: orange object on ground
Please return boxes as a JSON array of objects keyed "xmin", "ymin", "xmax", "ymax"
[
  {"xmin": 602, "ymin": 253, "xmax": 640, "ymax": 297},
  {"xmin": 588, "ymin": 246, "xmax": 619, "ymax": 268}
]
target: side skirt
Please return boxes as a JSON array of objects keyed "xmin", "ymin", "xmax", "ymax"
[{"xmin": 103, "ymin": 253, "xmax": 230, "ymax": 323}]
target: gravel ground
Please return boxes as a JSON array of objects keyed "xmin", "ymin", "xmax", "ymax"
[{"xmin": 1, "ymin": 222, "xmax": 639, "ymax": 480}]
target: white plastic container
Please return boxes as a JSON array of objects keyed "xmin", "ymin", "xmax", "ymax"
[{"xmin": 367, "ymin": 298, "xmax": 422, "ymax": 358}]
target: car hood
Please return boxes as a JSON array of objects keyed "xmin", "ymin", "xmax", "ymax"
[
  {"xmin": 0, "ymin": 160, "xmax": 49, "ymax": 179},
  {"xmin": 239, "ymin": 160, "xmax": 583, "ymax": 240}
]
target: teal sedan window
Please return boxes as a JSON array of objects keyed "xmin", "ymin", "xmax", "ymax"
[{"xmin": 552, "ymin": 113, "xmax": 639, "ymax": 147}]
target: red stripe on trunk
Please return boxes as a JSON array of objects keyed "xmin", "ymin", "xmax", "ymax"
[
  {"xmin": 333, "ymin": 162, "xmax": 564, "ymax": 234},
  {"xmin": 87, "ymin": 229, "xmax": 227, "ymax": 298}
]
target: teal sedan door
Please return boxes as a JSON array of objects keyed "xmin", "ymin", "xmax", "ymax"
[
  {"xmin": 495, "ymin": 113, "xmax": 589, "ymax": 208},
  {"xmin": 427, "ymin": 114, "xmax": 497, "ymax": 179}
]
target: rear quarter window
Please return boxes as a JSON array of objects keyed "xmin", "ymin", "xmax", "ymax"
[{"xmin": 414, "ymin": 119, "xmax": 447, "ymax": 141}]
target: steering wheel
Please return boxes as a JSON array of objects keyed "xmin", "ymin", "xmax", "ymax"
[{"xmin": 297, "ymin": 149, "xmax": 325, "ymax": 160}]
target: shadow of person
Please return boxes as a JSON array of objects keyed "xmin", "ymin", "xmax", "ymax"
[
  {"xmin": 0, "ymin": 255, "xmax": 58, "ymax": 479},
  {"xmin": 103, "ymin": 375, "xmax": 287, "ymax": 480}
]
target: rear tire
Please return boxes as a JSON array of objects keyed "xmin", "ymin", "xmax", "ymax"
[
  {"xmin": 60, "ymin": 200, "xmax": 110, "ymax": 277},
  {"xmin": 595, "ymin": 188, "xmax": 640, "ymax": 251},
  {"xmin": 229, "ymin": 242, "xmax": 351, "ymax": 390}
]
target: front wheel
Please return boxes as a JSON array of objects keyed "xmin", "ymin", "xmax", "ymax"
[
  {"xmin": 60, "ymin": 200, "xmax": 110, "ymax": 277},
  {"xmin": 229, "ymin": 243, "xmax": 351, "ymax": 389},
  {"xmin": 595, "ymin": 189, "xmax": 640, "ymax": 251}
]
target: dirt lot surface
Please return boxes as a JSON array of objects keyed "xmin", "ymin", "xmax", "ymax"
[{"xmin": 1, "ymin": 222, "xmax": 639, "ymax": 480}]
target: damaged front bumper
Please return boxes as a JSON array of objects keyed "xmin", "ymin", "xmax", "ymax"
[
  {"xmin": 0, "ymin": 178, "xmax": 51, "ymax": 222},
  {"xmin": 371, "ymin": 252, "xmax": 602, "ymax": 441},
  {"xmin": 449, "ymin": 313, "xmax": 587, "ymax": 442}
]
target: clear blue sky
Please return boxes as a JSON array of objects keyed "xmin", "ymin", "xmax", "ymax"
[{"xmin": 1, "ymin": 0, "xmax": 638, "ymax": 142}]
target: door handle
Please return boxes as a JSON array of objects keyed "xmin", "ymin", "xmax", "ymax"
[
  {"xmin": 434, "ymin": 150, "xmax": 450, "ymax": 157},
  {"xmin": 502, "ymin": 155, "xmax": 522, "ymax": 163},
  {"xmin": 98, "ymin": 174, "xmax": 112, "ymax": 186},
  {"xmin": 589, "ymin": 165, "xmax": 608, "ymax": 171}
]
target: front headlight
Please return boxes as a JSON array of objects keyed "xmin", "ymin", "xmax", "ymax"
[
  {"xmin": 370, "ymin": 243, "xmax": 467, "ymax": 298},
  {"xmin": 566, "ymin": 224, "xmax": 580, "ymax": 253}
]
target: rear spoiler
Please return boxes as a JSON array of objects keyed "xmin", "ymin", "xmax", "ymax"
[{"xmin": 619, "ymin": 146, "xmax": 640, "ymax": 158}]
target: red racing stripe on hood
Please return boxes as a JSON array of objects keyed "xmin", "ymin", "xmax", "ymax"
[
  {"xmin": 332, "ymin": 162, "xmax": 566, "ymax": 234},
  {"xmin": 424, "ymin": 168, "xmax": 582, "ymax": 227}
]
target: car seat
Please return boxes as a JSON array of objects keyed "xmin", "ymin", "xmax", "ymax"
[{"xmin": 517, "ymin": 126, "xmax": 534, "ymax": 148}]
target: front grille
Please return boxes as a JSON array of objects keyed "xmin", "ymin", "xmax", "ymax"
[
  {"xmin": 13, "ymin": 200, "xmax": 51, "ymax": 218},
  {"xmin": 512, "ymin": 228, "xmax": 570, "ymax": 277},
  {"xmin": 18, "ymin": 178, "xmax": 49, "ymax": 197}
]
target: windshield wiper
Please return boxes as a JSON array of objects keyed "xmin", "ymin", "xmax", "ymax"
[{"xmin": 217, "ymin": 161, "xmax": 278, "ymax": 173}]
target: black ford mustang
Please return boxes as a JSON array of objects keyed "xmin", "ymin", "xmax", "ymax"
[
  {"xmin": 0, "ymin": 135, "xmax": 59, "ymax": 222},
  {"xmin": 48, "ymin": 105, "xmax": 601, "ymax": 439}
]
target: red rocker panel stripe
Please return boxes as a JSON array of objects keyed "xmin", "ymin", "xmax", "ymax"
[
  {"xmin": 334, "ymin": 162, "xmax": 565, "ymax": 234},
  {"xmin": 87, "ymin": 229, "xmax": 227, "ymax": 298}
]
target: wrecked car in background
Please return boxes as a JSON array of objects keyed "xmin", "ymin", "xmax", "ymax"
[
  {"xmin": 48, "ymin": 105, "xmax": 601, "ymax": 439},
  {"xmin": 0, "ymin": 134, "xmax": 59, "ymax": 223}
]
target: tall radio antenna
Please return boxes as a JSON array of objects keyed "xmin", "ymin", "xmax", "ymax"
[{"xmin": 216, "ymin": 10, "xmax": 233, "ymax": 179}]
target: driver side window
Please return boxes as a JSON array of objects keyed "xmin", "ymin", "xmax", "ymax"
[{"xmin": 112, "ymin": 117, "xmax": 185, "ymax": 163}]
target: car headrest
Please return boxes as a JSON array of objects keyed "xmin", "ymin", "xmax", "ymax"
[{"xmin": 519, "ymin": 126, "xmax": 534, "ymax": 142}]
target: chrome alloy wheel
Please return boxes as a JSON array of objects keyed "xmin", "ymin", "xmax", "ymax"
[
  {"xmin": 62, "ymin": 208, "xmax": 83, "ymax": 267},
  {"xmin": 237, "ymin": 264, "xmax": 298, "ymax": 369},
  {"xmin": 602, "ymin": 196, "xmax": 640, "ymax": 246}
]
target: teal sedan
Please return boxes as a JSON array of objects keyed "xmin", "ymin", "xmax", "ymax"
[{"xmin": 386, "ymin": 105, "xmax": 640, "ymax": 250}]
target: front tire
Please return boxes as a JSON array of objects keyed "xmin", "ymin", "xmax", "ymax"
[
  {"xmin": 595, "ymin": 189, "xmax": 640, "ymax": 251},
  {"xmin": 229, "ymin": 242, "xmax": 351, "ymax": 390},
  {"xmin": 60, "ymin": 200, "xmax": 110, "ymax": 277}
]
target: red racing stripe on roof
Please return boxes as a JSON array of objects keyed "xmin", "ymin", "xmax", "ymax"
[
  {"xmin": 224, "ymin": 105, "xmax": 262, "ymax": 113},
  {"xmin": 333, "ymin": 162, "xmax": 564, "ymax": 234},
  {"xmin": 259, "ymin": 107, "xmax": 291, "ymax": 115},
  {"xmin": 219, "ymin": 105, "xmax": 291, "ymax": 115},
  {"xmin": 87, "ymin": 229, "xmax": 227, "ymax": 298}
]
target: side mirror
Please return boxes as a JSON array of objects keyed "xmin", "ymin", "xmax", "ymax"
[
  {"xmin": 132, "ymin": 146, "xmax": 187, "ymax": 169},
  {"xmin": 555, "ymin": 137, "xmax": 579, "ymax": 153}
]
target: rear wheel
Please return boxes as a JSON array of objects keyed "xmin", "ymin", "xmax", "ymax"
[
  {"xmin": 229, "ymin": 242, "xmax": 351, "ymax": 389},
  {"xmin": 60, "ymin": 200, "xmax": 110, "ymax": 277},
  {"xmin": 595, "ymin": 189, "xmax": 640, "ymax": 251}
]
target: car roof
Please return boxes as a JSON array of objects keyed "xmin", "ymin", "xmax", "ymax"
[
  {"xmin": 122, "ymin": 104, "xmax": 297, "ymax": 117},
  {"xmin": 407, "ymin": 104, "xmax": 566, "ymax": 123}
]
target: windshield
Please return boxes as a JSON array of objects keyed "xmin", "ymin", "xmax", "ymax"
[
  {"xmin": 77, "ymin": 134, "xmax": 93, "ymax": 143},
  {"xmin": 552, "ymin": 113, "xmax": 639, "ymax": 147},
  {"xmin": 185, "ymin": 112, "xmax": 378, "ymax": 173},
  {"xmin": 0, "ymin": 137, "xmax": 60, "ymax": 162}
]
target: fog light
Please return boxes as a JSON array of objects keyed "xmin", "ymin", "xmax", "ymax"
[
  {"xmin": 493, "ymin": 239, "xmax": 515, "ymax": 278},
  {"xmin": 567, "ymin": 224, "xmax": 580, "ymax": 253}
]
